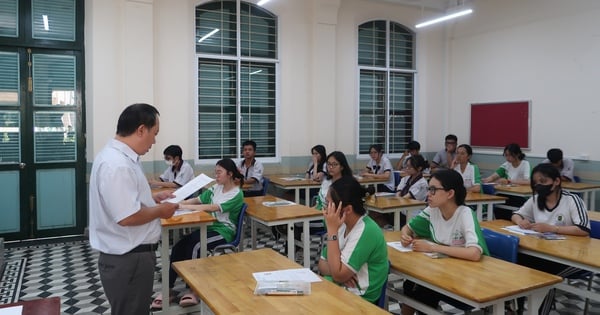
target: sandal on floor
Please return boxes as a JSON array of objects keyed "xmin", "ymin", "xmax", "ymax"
[
  {"xmin": 150, "ymin": 293, "xmax": 175, "ymax": 310},
  {"xmin": 179, "ymin": 292, "xmax": 199, "ymax": 307}
]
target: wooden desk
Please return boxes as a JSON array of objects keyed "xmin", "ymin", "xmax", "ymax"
[
  {"xmin": 268, "ymin": 175, "xmax": 321, "ymax": 205},
  {"xmin": 562, "ymin": 181, "xmax": 600, "ymax": 210},
  {"xmin": 364, "ymin": 196, "xmax": 426, "ymax": 230},
  {"xmin": 172, "ymin": 248, "xmax": 389, "ymax": 314},
  {"xmin": 0, "ymin": 297, "xmax": 61, "ymax": 315},
  {"xmin": 465, "ymin": 192, "xmax": 507, "ymax": 221},
  {"xmin": 385, "ymin": 231, "xmax": 561, "ymax": 315},
  {"xmin": 480, "ymin": 220, "xmax": 600, "ymax": 304},
  {"xmin": 159, "ymin": 211, "xmax": 216, "ymax": 315},
  {"xmin": 493, "ymin": 184, "xmax": 532, "ymax": 198},
  {"xmin": 244, "ymin": 195, "xmax": 323, "ymax": 267}
]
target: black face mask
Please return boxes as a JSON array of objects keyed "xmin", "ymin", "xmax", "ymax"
[{"xmin": 534, "ymin": 184, "xmax": 554, "ymax": 210}]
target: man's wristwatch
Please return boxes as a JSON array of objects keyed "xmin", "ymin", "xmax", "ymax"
[{"xmin": 326, "ymin": 235, "xmax": 338, "ymax": 241}]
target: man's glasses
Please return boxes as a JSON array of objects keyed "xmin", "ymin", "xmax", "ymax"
[{"xmin": 427, "ymin": 186, "xmax": 447, "ymax": 195}]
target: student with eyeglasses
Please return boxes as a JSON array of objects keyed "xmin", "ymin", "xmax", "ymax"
[
  {"xmin": 399, "ymin": 169, "xmax": 489, "ymax": 315},
  {"xmin": 431, "ymin": 134, "xmax": 458, "ymax": 171},
  {"xmin": 361, "ymin": 144, "xmax": 395, "ymax": 193}
]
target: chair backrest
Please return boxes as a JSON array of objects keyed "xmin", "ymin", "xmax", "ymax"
[
  {"xmin": 573, "ymin": 175, "xmax": 582, "ymax": 183},
  {"xmin": 482, "ymin": 228, "xmax": 519, "ymax": 263},
  {"xmin": 591, "ymin": 220, "xmax": 600, "ymax": 239},
  {"xmin": 261, "ymin": 177, "xmax": 269, "ymax": 196},
  {"xmin": 377, "ymin": 261, "xmax": 391, "ymax": 309},
  {"xmin": 481, "ymin": 183, "xmax": 496, "ymax": 195},
  {"xmin": 231, "ymin": 203, "xmax": 248, "ymax": 247},
  {"xmin": 393, "ymin": 171, "xmax": 401, "ymax": 188}
]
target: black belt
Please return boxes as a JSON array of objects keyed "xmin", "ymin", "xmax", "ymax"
[{"xmin": 128, "ymin": 243, "xmax": 158, "ymax": 254}]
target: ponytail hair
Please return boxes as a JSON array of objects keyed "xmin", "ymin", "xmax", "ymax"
[{"xmin": 217, "ymin": 158, "xmax": 244, "ymax": 187}]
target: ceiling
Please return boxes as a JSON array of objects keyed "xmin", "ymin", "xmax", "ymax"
[{"xmin": 367, "ymin": 0, "xmax": 455, "ymax": 11}]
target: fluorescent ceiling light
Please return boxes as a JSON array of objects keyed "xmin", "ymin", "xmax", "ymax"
[
  {"xmin": 257, "ymin": 0, "xmax": 270, "ymax": 6},
  {"xmin": 198, "ymin": 28, "xmax": 220, "ymax": 43},
  {"xmin": 415, "ymin": 8, "xmax": 473, "ymax": 29},
  {"xmin": 42, "ymin": 15, "xmax": 49, "ymax": 31},
  {"xmin": 249, "ymin": 70, "xmax": 262, "ymax": 75}
]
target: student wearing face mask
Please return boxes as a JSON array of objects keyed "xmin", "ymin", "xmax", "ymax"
[
  {"xmin": 511, "ymin": 163, "xmax": 590, "ymax": 315},
  {"xmin": 149, "ymin": 145, "xmax": 195, "ymax": 188}
]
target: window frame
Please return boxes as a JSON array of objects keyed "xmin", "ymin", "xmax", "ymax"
[
  {"xmin": 195, "ymin": 0, "xmax": 279, "ymax": 165},
  {"xmin": 356, "ymin": 19, "xmax": 416, "ymax": 158}
]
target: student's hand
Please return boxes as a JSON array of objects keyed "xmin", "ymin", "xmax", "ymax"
[
  {"xmin": 323, "ymin": 201, "xmax": 346, "ymax": 231},
  {"xmin": 530, "ymin": 222, "xmax": 556, "ymax": 233},
  {"xmin": 395, "ymin": 191, "xmax": 402, "ymax": 197},
  {"xmin": 400, "ymin": 232, "xmax": 414, "ymax": 247},
  {"xmin": 343, "ymin": 274, "xmax": 359, "ymax": 288},
  {"xmin": 516, "ymin": 219, "xmax": 533, "ymax": 230},
  {"xmin": 412, "ymin": 239, "xmax": 436, "ymax": 252},
  {"xmin": 497, "ymin": 178, "xmax": 510, "ymax": 185}
]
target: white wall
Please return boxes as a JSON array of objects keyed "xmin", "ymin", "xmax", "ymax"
[
  {"xmin": 85, "ymin": 0, "xmax": 447, "ymax": 168},
  {"xmin": 448, "ymin": 0, "xmax": 600, "ymax": 160}
]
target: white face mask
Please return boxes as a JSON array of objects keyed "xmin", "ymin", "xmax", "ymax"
[{"xmin": 165, "ymin": 160, "xmax": 173, "ymax": 166}]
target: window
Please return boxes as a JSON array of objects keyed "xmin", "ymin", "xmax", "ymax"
[
  {"xmin": 196, "ymin": 0, "xmax": 277, "ymax": 160},
  {"xmin": 358, "ymin": 20, "xmax": 415, "ymax": 155}
]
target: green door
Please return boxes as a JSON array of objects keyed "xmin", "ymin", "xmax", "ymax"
[{"xmin": 0, "ymin": 48, "xmax": 86, "ymax": 240}]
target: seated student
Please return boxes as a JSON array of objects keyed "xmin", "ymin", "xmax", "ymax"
[
  {"xmin": 451, "ymin": 144, "xmax": 482, "ymax": 193},
  {"xmin": 238, "ymin": 140, "xmax": 264, "ymax": 197},
  {"xmin": 482, "ymin": 143, "xmax": 531, "ymax": 219},
  {"xmin": 318, "ymin": 175, "xmax": 388, "ymax": 304},
  {"xmin": 396, "ymin": 154, "xmax": 429, "ymax": 201},
  {"xmin": 361, "ymin": 144, "xmax": 395, "ymax": 193},
  {"xmin": 395, "ymin": 140, "xmax": 422, "ymax": 170},
  {"xmin": 305, "ymin": 144, "xmax": 327, "ymax": 182},
  {"xmin": 148, "ymin": 145, "xmax": 194, "ymax": 188},
  {"xmin": 431, "ymin": 134, "xmax": 458, "ymax": 171},
  {"xmin": 150, "ymin": 158, "xmax": 244, "ymax": 309},
  {"xmin": 542, "ymin": 148, "xmax": 575, "ymax": 182},
  {"xmin": 399, "ymin": 169, "xmax": 489, "ymax": 315},
  {"xmin": 482, "ymin": 143, "xmax": 530, "ymax": 185},
  {"xmin": 511, "ymin": 163, "xmax": 590, "ymax": 315}
]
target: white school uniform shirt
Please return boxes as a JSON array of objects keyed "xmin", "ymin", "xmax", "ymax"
[
  {"xmin": 541, "ymin": 158, "xmax": 575, "ymax": 181},
  {"xmin": 366, "ymin": 156, "xmax": 395, "ymax": 191},
  {"xmin": 160, "ymin": 160, "xmax": 194, "ymax": 186},
  {"xmin": 454, "ymin": 162, "xmax": 480, "ymax": 189},
  {"xmin": 89, "ymin": 139, "xmax": 161, "ymax": 255},
  {"xmin": 515, "ymin": 190, "xmax": 590, "ymax": 230}
]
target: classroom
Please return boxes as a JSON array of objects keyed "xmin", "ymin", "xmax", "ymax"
[{"xmin": 1, "ymin": 0, "xmax": 600, "ymax": 314}]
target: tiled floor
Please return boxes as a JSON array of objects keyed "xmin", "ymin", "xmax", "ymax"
[{"xmin": 2, "ymin": 225, "xmax": 599, "ymax": 315}]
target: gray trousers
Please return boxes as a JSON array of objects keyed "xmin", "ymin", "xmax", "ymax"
[{"xmin": 98, "ymin": 251, "xmax": 155, "ymax": 315}]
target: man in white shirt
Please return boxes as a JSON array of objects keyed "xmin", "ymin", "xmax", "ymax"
[
  {"xmin": 89, "ymin": 103, "xmax": 178, "ymax": 315},
  {"xmin": 542, "ymin": 148, "xmax": 575, "ymax": 182}
]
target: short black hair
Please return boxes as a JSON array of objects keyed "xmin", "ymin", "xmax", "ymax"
[
  {"xmin": 407, "ymin": 141, "xmax": 421, "ymax": 151},
  {"xmin": 116, "ymin": 103, "xmax": 159, "ymax": 137},
  {"xmin": 546, "ymin": 148, "xmax": 563, "ymax": 164},
  {"xmin": 163, "ymin": 145, "xmax": 183, "ymax": 159},
  {"xmin": 445, "ymin": 134, "xmax": 458, "ymax": 142},
  {"xmin": 242, "ymin": 140, "xmax": 257, "ymax": 150}
]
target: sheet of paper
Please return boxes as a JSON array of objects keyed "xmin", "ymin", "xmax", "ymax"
[
  {"xmin": 280, "ymin": 177, "xmax": 304, "ymax": 181},
  {"xmin": 502, "ymin": 225, "xmax": 540, "ymax": 236},
  {"xmin": 252, "ymin": 268, "xmax": 322, "ymax": 283},
  {"xmin": 375, "ymin": 192, "xmax": 396, "ymax": 197},
  {"xmin": 0, "ymin": 305, "xmax": 23, "ymax": 315},
  {"xmin": 161, "ymin": 173, "xmax": 214, "ymax": 204},
  {"xmin": 387, "ymin": 241, "xmax": 412, "ymax": 252},
  {"xmin": 172, "ymin": 209, "xmax": 199, "ymax": 217}
]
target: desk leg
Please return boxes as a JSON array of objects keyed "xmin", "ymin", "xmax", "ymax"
[
  {"xmin": 589, "ymin": 191, "xmax": 595, "ymax": 210},
  {"xmin": 486, "ymin": 203, "xmax": 494, "ymax": 221},
  {"xmin": 476, "ymin": 204, "xmax": 483, "ymax": 222},
  {"xmin": 394, "ymin": 211, "xmax": 401, "ymax": 231},
  {"xmin": 294, "ymin": 189, "xmax": 300, "ymax": 204},
  {"xmin": 491, "ymin": 301, "xmax": 503, "ymax": 315},
  {"xmin": 304, "ymin": 188, "xmax": 310, "ymax": 206},
  {"xmin": 303, "ymin": 220, "xmax": 310, "ymax": 268},
  {"xmin": 160, "ymin": 228, "xmax": 172, "ymax": 314},
  {"xmin": 525, "ymin": 291, "xmax": 547, "ymax": 315},
  {"xmin": 287, "ymin": 224, "xmax": 295, "ymax": 262},
  {"xmin": 251, "ymin": 220, "xmax": 257, "ymax": 250},
  {"xmin": 199, "ymin": 224, "xmax": 208, "ymax": 258}
]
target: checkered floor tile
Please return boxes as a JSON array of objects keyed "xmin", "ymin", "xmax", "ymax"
[{"xmin": 2, "ymin": 226, "xmax": 599, "ymax": 314}]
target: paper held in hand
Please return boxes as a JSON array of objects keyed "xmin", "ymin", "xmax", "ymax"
[{"xmin": 161, "ymin": 173, "xmax": 214, "ymax": 204}]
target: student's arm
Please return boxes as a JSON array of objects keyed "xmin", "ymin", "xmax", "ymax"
[
  {"xmin": 321, "ymin": 202, "xmax": 357, "ymax": 284},
  {"xmin": 396, "ymin": 151, "xmax": 409, "ymax": 170},
  {"xmin": 482, "ymin": 173, "xmax": 499, "ymax": 183},
  {"xmin": 119, "ymin": 203, "xmax": 178, "ymax": 226},
  {"xmin": 412, "ymin": 240, "xmax": 482, "ymax": 261}
]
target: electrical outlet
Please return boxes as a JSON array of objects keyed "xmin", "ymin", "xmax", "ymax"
[{"xmin": 580, "ymin": 153, "xmax": 590, "ymax": 161}]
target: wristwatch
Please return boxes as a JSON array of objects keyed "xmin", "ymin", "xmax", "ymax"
[{"xmin": 326, "ymin": 235, "xmax": 338, "ymax": 241}]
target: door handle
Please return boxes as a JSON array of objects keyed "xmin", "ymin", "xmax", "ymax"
[{"xmin": 19, "ymin": 162, "xmax": 26, "ymax": 169}]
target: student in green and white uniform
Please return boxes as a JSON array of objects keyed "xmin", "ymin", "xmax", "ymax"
[
  {"xmin": 318, "ymin": 176, "xmax": 388, "ymax": 304},
  {"xmin": 452, "ymin": 144, "xmax": 482, "ymax": 193},
  {"xmin": 399, "ymin": 169, "xmax": 489, "ymax": 315}
]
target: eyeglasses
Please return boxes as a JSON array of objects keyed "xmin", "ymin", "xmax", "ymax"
[
  {"xmin": 327, "ymin": 162, "xmax": 340, "ymax": 168},
  {"xmin": 427, "ymin": 186, "xmax": 447, "ymax": 195}
]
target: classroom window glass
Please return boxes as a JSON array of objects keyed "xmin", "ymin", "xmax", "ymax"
[
  {"xmin": 0, "ymin": 0, "xmax": 18, "ymax": 37},
  {"xmin": 358, "ymin": 20, "xmax": 415, "ymax": 155},
  {"xmin": 196, "ymin": 1, "xmax": 277, "ymax": 160}
]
